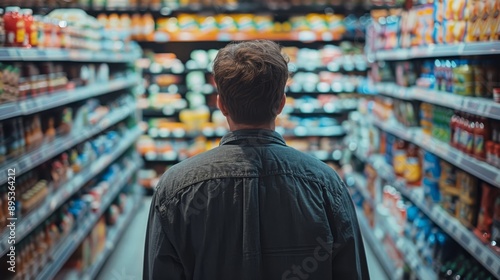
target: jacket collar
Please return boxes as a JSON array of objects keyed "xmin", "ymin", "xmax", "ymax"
[{"xmin": 220, "ymin": 129, "xmax": 286, "ymax": 146}]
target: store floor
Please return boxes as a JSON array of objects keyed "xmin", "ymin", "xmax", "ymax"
[{"xmin": 98, "ymin": 196, "xmax": 389, "ymax": 280}]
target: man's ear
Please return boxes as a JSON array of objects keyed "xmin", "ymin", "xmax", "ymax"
[
  {"xmin": 217, "ymin": 95, "xmax": 228, "ymax": 116},
  {"xmin": 276, "ymin": 94, "xmax": 286, "ymax": 115}
]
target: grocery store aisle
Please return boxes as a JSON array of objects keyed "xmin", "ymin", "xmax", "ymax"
[
  {"xmin": 98, "ymin": 196, "xmax": 388, "ymax": 280},
  {"xmin": 98, "ymin": 196, "xmax": 152, "ymax": 280}
]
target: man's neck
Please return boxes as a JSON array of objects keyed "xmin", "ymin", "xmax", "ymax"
[{"xmin": 227, "ymin": 119, "xmax": 275, "ymax": 131}]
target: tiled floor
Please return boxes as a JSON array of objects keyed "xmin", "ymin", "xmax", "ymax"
[{"xmin": 98, "ymin": 196, "xmax": 389, "ymax": 280}]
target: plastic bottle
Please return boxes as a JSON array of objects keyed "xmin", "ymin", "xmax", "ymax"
[
  {"xmin": 4, "ymin": 6, "xmax": 24, "ymax": 47},
  {"xmin": 473, "ymin": 117, "xmax": 489, "ymax": 161},
  {"xmin": 21, "ymin": 9, "xmax": 36, "ymax": 48},
  {"xmin": 466, "ymin": 115, "xmax": 476, "ymax": 155}
]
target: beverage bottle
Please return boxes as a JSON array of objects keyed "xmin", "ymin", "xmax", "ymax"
[
  {"xmin": 4, "ymin": 6, "xmax": 24, "ymax": 47},
  {"xmin": 21, "ymin": 9, "xmax": 36, "ymax": 48}
]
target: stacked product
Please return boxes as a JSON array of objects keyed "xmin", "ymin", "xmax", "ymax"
[
  {"xmin": 367, "ymin": 0, "xmax": 500, "ymax": 52},
  {"xmin": 1, "ymin": 7, "xmax": 132, "ymax": 50}
]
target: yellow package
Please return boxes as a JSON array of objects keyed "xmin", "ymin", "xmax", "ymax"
[
  {"xmin": 452, "ymin": 0, "xmax": 467, "ymax": 20},
  {"xmin": 444, "ymin": 20, "xmax": 456, "ymax": 43},
  {"xmin": 235, "ymin": 14, "xmax": 256, "ymax": 33},
  {"xmin": 478, "ymin": 0, "xmax": 490, "ymax": 41},
  {"xmin": 489, "ymin": 0, "xmax": 500, "ymax": 40},
  {"xmin": 453, "ymin": 20, "xmax": 467, "ymax": 42},
  {"xmin": 444, "ymin": 0, "xmax": 454, "ymax": 19},
  {"xmin": 466, "ymin": 0, "xmax": 479, "ymax": 41},
  {"xmin": 178, "ymin": 14, "xmax": 200, "ymax": 32}
]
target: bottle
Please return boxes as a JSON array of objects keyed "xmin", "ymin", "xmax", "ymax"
[
  {"xmin": 466, "ymin": 115, "xmax": 476, "ymax": 155},
  {"xmin": 473, "ymin": 117, "xmax": 489, "ymax": 161},
  {"xmin": 451, "ymin": 112, "xmax": 460, "ymax": 148},
  {"xmin": 21, "ymin": 9, "xmax": 37, "ymax": 48},
  {"xmin": 405, "ymin": 143, "xmax": 421, "ymax": 187},
  {"xmin": 4, "ymin": 6, "xmax": 24, "ymax": 47},
  {"xmin": 461, "ymin": 114, "xmax": 472, "ymax": 153}
]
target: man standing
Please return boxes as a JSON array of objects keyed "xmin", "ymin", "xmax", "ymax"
[{"xmin": 144, "ymin": 40, "xmax": 370, "ymax": 280}]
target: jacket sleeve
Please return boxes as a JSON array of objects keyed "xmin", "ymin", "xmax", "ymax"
[
  {"xmin": 143, "ymin": 192, "xmax": 185, "ymax": 280},
  {"xmin": 328, "ymin": 179, "xmax": 370, "ymax": 280}
]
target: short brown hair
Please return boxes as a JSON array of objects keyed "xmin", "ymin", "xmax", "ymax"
[{"xmin": 213, "ymin": 40, "xmax": 289, "ymax": 125}]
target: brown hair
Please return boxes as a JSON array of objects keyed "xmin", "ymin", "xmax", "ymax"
[{"xmin": 213, "ymin": 40, "xmax": 289, "ymax": 125}]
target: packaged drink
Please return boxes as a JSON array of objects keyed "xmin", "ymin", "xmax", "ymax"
[
  {"xmin": 4, "ymin": 6, "xmax": 24, "ymax": 47},
  {"xmin": 473, "ymin": 117, "xmax": 489, "ymax": 161},
  {"xmin": 21, "ymin": 9, "xmax": 36, "ymax": 48}
]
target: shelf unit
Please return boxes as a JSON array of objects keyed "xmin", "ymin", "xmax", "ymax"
[
  {"xmin": 0, "ymin": 44, "xmax": 142, "ymax": 278},
  {"xmin": 0, "ymin": 102, "xmax": 138, "ymax": 186},
  {"xmin": 0, "ymin": 127, "xmax": 142, "ymax": 256},
  {"xmin": 35, "ymin": 163, "xmax": 142, "ymax": 280},
  {"xmin": 370, "ymin": 42, "xmax": 500, "ymax": 61},
  {"xmin": 371, "ymin": 118, "xmax": 500, "ymax": 188},
  {"xmin": 347, "ymin": 170, "xmax": 436, "ymax": 280},
  {"xmin": 366, "ymin": 154, "xmax": 500, "ymax": 279},
  {"xmin": 80, "ymin": 191, "xmax": 143, "ymax": 280},
  {"xmin": 0, "ymin": 73, "xmax": 140, "ymax": 122},
  {"xmin": 69, "ymin": 3, "xmax": 370, "ymax": 15},
  {"xmin": 0, "ymin": 47, "xmax": 141, "ymax": 62},
  {"xmin": 376, "ymin": 83, "xmax": 500, "ymax": 120}
]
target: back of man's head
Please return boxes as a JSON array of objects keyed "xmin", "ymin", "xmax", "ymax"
[{"xmin": 213, "ymin": 40, "xmax": 289, "ymax": 125}]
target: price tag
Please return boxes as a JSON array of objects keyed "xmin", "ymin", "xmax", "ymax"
[{"xmin": 18, "ymin": 159, "xmax": 29, "ymax": 172}]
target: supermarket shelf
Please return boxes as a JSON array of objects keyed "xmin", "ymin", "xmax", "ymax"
[
  {"xmin": 0, "ymin": 73, "xmax": 140, "ymax": 121},
  {"xmin": 0, "ymin": 102, "xmax": 137, "ymax": 186},
  {"xmin": 376, "ymin": 82, "xmax": 500, "ymax": 120},
  {"xmin": 81, "ymin": 192, "xmax": 143, "ymax": 280},
  {"xmin": 374, "ymin": 83, "xmax": 415, "ymax": 101},
  {"xmin": 376, "ymin": 206, "xmax": 437, "ymax": 280},
  {"xmin": 284, "ymin": 106, "xmax": 357, "ymax": 115},
  {"xmin": 143, "ymin": 149, "xmax": 342, "ymax": 163},
  {"xmin": 355, "ymin": 208, "xmax": 398, "ymax": 280},
  {"xmin": 371, "ymin": 118, "xmax": 500, "ymax": 188},
  {"xmin": 0, "ymin": 127, "xmax": 142, "ymax": 256},
  {"xmin": 146, "ymin": 31, "xmax": 344, "ymax": 42},
  {"xmin": 0, "ymin": 47, "xmax": 141, "ymax": 62},
  {"xmin": 373, "ymin": 42, "xmax": 500, "ymax": 61},
  {"xmin": 372, "ymin": 155, "xmax": 500, "ymax": 278},
  {"xmin": 147, "ymin": 127, "xmax": 227, "ymax": 139},
  {"xmin": 79, "ymin": 3, "xmax": 369, "ymax": 14},
  {"xmin": 412, "ymin": 87, "xmax": 500, "ymax": 120},
  {"xmin": 278, "ymin": 125, "xmax": 346, "ymax": 137},
  {"xmin": 35, "ymin": 164, "xmax": 141, "ymax": 280}
]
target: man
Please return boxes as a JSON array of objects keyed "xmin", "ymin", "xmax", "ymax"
[{"xmin": 144, "ymin": 40, "xmax": 370, "ymax": 280}]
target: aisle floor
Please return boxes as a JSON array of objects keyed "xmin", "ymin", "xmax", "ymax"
[{"xmin": 99, "ymin": 196, "xmax": 389, "ymax": 280}]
